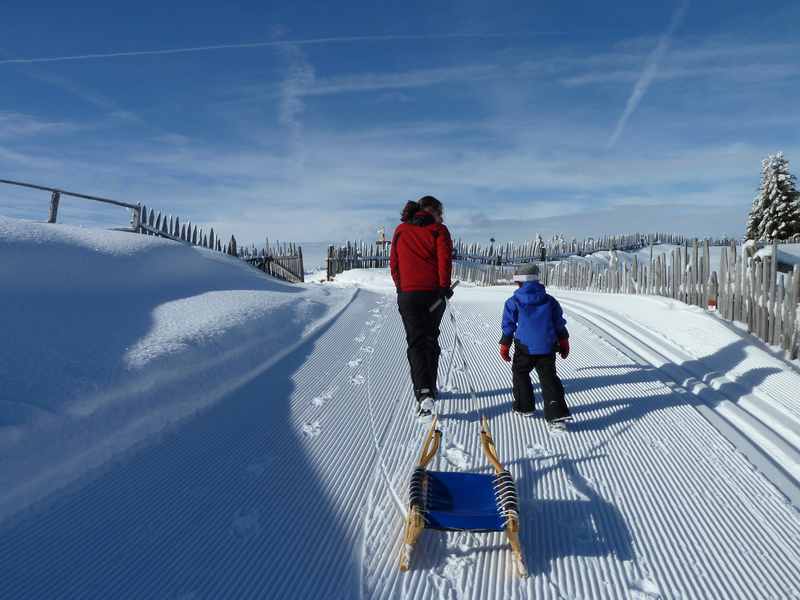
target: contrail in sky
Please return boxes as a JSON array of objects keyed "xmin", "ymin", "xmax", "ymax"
[
  {"xmin": 0, "ymin": 32, "xmax": 561, "ymax": 66},
  {"xmin": 607, "ymin": 1, "xmax": 689, "ymax": 148}
]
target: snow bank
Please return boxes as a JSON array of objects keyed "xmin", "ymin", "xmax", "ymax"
[
  {"xmin": 0, "ymin": 217, "xmax": 354, "ymax": 522},
  {"xmin": 330, "ymin": 267, "xmax": 397, "ymax": 292}
]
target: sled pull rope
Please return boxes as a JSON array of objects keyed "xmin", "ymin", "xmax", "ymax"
[{"xmin": 446, "ymin": 310, "xmax": 483, "ymax": 421}]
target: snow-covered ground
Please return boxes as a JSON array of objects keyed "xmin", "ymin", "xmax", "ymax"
[
  {"xmin": 2, "ymin": 228, "xmax": 800, "ymax": 599},
  {"xmin": 0, "ymin": 217, "xmax": 354, "ymax": 522}
]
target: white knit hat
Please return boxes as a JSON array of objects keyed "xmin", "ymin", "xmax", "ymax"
[{"xmin": 512, "ymin": 263, "xmax": 540, "ymax": 282}]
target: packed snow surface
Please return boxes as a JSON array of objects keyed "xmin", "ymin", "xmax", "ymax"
[{"xmin": 2, "ymin": 247, "xmax": 800, "ymax": 598}]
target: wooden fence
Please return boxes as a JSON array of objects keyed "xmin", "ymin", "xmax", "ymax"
[
  {"xmin": 1, "ymin": 178, "xmax": 305, "ymax": 284},
  {"xmin": 453, "ymin": 232, "xmax": 737, "ymax": 265},
  {"xmin": 326, "ymin": 241, "xmax": 390, "ymax": 280},
  {"xmin": 327, "ymin": 232, "xmax": 800, "ymax": 359},
  {"xmin": 241, "ymin": 242, "xmax": 305, "ymax": 284},
  {"xmin": 537, "ymin": 240, "xmax": 798, "ymax": 359}
]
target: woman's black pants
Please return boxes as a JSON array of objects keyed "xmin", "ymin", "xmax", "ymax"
[
  {"xmin": 512, "ymin": 341, "xmax": 570, "ymax": 421},
  {"xmin": 397, "ymin": 290, "xmax": 446, "ymax": 401}
]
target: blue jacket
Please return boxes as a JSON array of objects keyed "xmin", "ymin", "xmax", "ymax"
[{"xmin": 500, "ymin": 281, "xmax": 568, "ymax": 354}]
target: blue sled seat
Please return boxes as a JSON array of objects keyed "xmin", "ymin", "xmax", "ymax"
[
  {"xmin": 426, "ymin": 471, "xmax": 505, "ymax": 532},
  {"xmin": 410, "ymin": 468, "xmax": 519, "ymax": 533}
]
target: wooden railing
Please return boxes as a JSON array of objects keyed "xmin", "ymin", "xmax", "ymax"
[{"xmin": 0, "ymin": 178, "xmax": 305, "ymax": 284}]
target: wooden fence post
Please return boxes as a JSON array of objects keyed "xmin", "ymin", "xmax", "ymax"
[
  {"xmin": 48, "ymin": 191, "xmax": 60, "ymax": 223},
  {"xmin": 130, "ymin": 203, "xmax": 142, "ymax": 233},
  {"xmin": 327, "ymin": 245, "xmax": 335, "ymax": 281}
]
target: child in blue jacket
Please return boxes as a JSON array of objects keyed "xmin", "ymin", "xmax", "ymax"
[{"xmin": 499, "ymin": 263, "xmax": 571, "ymax": 424}]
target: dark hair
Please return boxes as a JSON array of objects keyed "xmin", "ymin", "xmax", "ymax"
[
  {"xmin": 401, "ymin": 200, "xmax": 420, "ymax": 223},
  {"xmin": 400, "ymin": 195, "xmax": 443, "ymax": 223},
  {"xmin": 418, "ymin": 195, "xmax": 443, "ymax": 214}
]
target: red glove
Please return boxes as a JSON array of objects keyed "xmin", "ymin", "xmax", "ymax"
[
  {"xmin": 558, "ymin": 338, "xmax": 570, "ymax": 359},
  {"xmin": 499, "ymin": 344, "xmax": 511, "ymax": 362}
]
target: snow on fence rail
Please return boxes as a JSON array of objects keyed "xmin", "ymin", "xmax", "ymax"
[{"xmin": 0, "ymin": 178, "xmax": 304, "ymax": 284}]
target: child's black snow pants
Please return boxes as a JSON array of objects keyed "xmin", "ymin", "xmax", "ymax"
[
  {"xmin": 397, "ymin": 290, "xmax": 446, "ymax": 401},
  {"xmin": 512, "ymin": 341, "xmax": 570, "ymax": 421}
]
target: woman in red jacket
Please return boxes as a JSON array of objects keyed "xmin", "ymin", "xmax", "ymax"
[{"xmin": 389, "ymin": 195, "xmax": 453, "ymax": 419}]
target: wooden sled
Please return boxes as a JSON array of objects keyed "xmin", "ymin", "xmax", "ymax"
[{"xmin": 399, "ymin": 416, "xmax": 527, "ymax": 577}]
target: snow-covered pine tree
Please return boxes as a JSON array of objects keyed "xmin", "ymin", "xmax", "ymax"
[{"xmin": 747, "ymin": 152, "xmax": 800, "ymax": 240}]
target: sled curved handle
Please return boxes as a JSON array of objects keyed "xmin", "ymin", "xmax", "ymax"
[{"xmin": 417, "ymin": 416, "xmax": 442, "ymax": 468}]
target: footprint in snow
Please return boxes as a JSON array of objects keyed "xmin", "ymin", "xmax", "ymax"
[
  {"xmin": 525, "ymin": 443, "xmax": 550, "ymax": 459},
  {"xmin": 350, "ymin": 374, "xmax": 366, "ymax": 385},
  {"xmin": 445, "ymin": 443, "xmax": 471, "ymax": 469},
  {"xmin": 370, "ymin": 326, "xmax": 381, "ymax": 333},
  {"xmin": 302, "ymin": 421, "xmax": 322, "ymax": 437},
  {"xmin": 311, "ymin": 390, "xmax": 334, "ymax": 407},
  {"xmin": 629, "ymin": 576, "xmax": 661, "ymax": 599},
  {"xmin": 369, "ymin": 308, "xmax": 382, "ymax": 315},
  {"xmin": 355, "ymin": 335, "xmax": 366, "ymax": 343},
  {"xmin": 453, "ymin": 531, "xmax": 478, "ymax": 552},
  {"xmin": 365, "ymin": 320, "xmax": 375, "ymax": 326},
  {"xmin": 360, "ymin": 345, "xmax": 374, "ymax": 354},
  {"xmin": 348, "ymin": 357, "xmax": 363, "ymax": 368}
]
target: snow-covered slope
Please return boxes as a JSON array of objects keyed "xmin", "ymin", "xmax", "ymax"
[
  {"xmin": 2, "ymin": 257, "xmax": 800, "ymax": 599},
  {"xmin": 0, "ymin": 217, "xmax": 354, "ymax": 522}
]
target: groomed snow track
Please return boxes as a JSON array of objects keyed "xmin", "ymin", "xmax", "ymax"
[{"xmin": 2, "ymin": 287, "xmax": 800, "ymax": 599}]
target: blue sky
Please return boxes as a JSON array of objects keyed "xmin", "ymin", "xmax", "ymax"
[{"xmin": 1, "ymin": 0, "xmax": 799, "ymax": 244}]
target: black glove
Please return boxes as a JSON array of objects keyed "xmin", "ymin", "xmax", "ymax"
[{"xmin": 440, "ymin": 286, "xmax": 454, "ymax": 300}]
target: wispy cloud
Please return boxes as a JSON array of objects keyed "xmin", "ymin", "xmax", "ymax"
[
  {"xmin": 225, "ymin": 62, "xmax": 541, "ymax": 107},
  {"xmin": 0, "ymin": 32, "xmax": 541, "ymax": 67},
  {"xmin": 562, "ymin": 40, "xmax": 800, "ymax": 86},
  {"xmin": 0, "ymin": 112, "xmax": 79, "ymax": 138},
  {"xmin": 276, "ymin": 46, "xmax": 315, "ymax": 173},
  {"xmin": 607, "ymin": 1, "xmax": 689, "ymax": 148}
]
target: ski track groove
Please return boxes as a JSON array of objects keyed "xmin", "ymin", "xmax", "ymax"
[
  {"xmin": 2, "ymin": 289, "xmax": 800, "ymax": 598},
  {"xmin": 561, "ymin": 298, "xmax": 800, "ymax": 472}
]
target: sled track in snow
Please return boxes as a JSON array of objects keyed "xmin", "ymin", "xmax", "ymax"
[{"xmin": 2, "ymin": 288, "xmax": 800, "ymax": 599}]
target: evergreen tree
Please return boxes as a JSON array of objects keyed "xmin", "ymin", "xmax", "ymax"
[{"xmin": 747, "ymin": 152, "xmax": 800, "ymax": 240}]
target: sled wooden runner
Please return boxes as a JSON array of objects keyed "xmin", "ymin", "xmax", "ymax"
[{"xmin": 399, "ymin": 416, "xmax": 527, "ymax": 577}]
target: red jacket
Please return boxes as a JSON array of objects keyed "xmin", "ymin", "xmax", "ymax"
[{"xmin": 390, "ymin": 210, "xmax": 453, "ymax": 292}]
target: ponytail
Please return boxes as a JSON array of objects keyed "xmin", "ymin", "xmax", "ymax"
[{"xmin": 401, "ymin": 200, "xmax": 420, "ymax": 223}]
